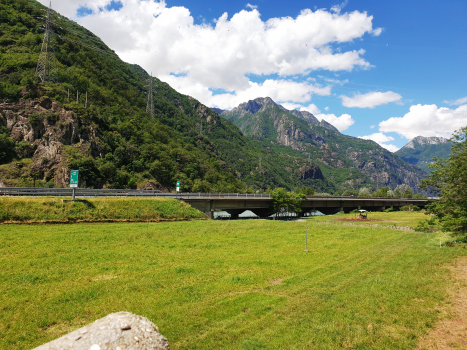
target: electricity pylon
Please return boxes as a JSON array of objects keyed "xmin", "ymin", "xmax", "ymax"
[
  {"xmin": 36, "ymin": 1, "xmax": 58, "ymax": 83},
  {"xmin": 146, "ymin": 73, "xmax": 154, "ymax": 119}
]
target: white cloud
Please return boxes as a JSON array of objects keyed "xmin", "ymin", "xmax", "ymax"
[
  {"xmin": 331, "ymin": 0, "xmax": 348, "ymax": 14},
  {"xmin": 162, "ymin": 75, "xmax": 331, "ymax": 110},
  {"xmin": 358, "ymin": 133, "xmax": 399, "ymax": 152},
  {"xmin": 370, "ymin": 125, "xmax": 375, "ymax": 129},
  {"xmin": 40, "ymin": 0, "xmax": 381, "ymax": 90},
  {"xmin": 317, "ymin": 113, "xmax": 354, "ymax": 131},
  {"xmin": 324, "ymin": 106, "xmax": 329, "ymax": 111},
  {"xmin": 318, "ymin": 75, "xmax": 349, "ymax": 85},
  {"xmin": 444, "ymin": 96, "xmax": 467, "ymax": 106},
  {"xmin": 300, "ymin": 104, "xmax": 321, "ymax": 115},
  {"xmin": 379, "ymin": 104, "xmax": 467, "ymax": 139},
  {"xmin": 75, "ymin": 3, "xmax": 379, "ymax": 90},
  {"xmin": 341, "ymin": 91, "xmax": 402, "ymax": 108},
  {"xmin": 246, "ymin": 3, "xmax": 258, "ymax": 10}
]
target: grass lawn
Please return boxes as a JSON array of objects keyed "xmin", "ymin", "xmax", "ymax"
[
  {"xmin": 309, "ymin": 211, "xmax": 432, "ymax": 228},
  {"xmin": 0, "ymin": 218, "xmax": 465, "ymax": 349},
  {"xmin": 0, "ymin": 197, "xmax": 205, "ymax": 223}
]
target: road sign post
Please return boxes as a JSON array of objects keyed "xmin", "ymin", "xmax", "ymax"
[
  {"xmin": 176, "ymin": 181, "xmax": 180, "ymax": 193},
  {"xmin": 70, "ymin": 170, "xmax": 79, "ymax": 200}
]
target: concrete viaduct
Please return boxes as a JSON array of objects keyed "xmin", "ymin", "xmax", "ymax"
[
  {"xmin": 182, "ymin": 195, "xmax": 431, "ymax": 219},
  {"xmin": 0, "ymin": 188, "xmax": 431, "ymax": 219}
]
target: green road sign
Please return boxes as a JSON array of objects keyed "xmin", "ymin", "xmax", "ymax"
[
  {"xmin": 70, "ymin": 170, "xmax": 79, "ymax": 188},
  {"xmin": 176, "ymin": 181, "xmax": 180, "ymax": 192}
]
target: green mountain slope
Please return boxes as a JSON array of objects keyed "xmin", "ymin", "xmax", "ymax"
[
  {"xmin": 0, "ymin": 0, "xmax": 333, "ymax": 192},
  {"xmin": 222, "ymin": 97, "xmax": 427, "ymax": 192},
  {"xmin": 395, "ymin": 136, "xmax": 452, "ymax": 173}
]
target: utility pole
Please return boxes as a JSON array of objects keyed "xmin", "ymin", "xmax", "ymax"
[
  {"xmin": 146, "ymin": 73, "xmax": 154, "ymax": 119},
  {"xmin": 36, "ymin": 1, "xmax": 58, "ymax": 83}
]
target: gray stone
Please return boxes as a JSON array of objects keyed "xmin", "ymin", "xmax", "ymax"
[{"xmin": 34, "ymin": 312, "xmax": 169, "ymax": 350}]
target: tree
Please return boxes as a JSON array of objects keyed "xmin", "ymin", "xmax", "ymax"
[
  {"xmin": 0, "ymin": 133, "xmax": 16, "ymax": 164},
  {"xmin": 272, "ymin": 188, "xmax": 305, "ymax": 216},
  {"xmin": 419, "ymin": 126, "xmax": 467, "ymax": 232},
  {"xmin": 372, "ymin": 186, "xmax": 389, "ymax": 197},
  {"xmin": 358, "ymin": 187, "xmax": 371, "ymax": 197},
  {"xmin": 294, "ymin": 187, "xmax": 314, "ymax": 196},
  {"xmin": 394, "ymin": 184, "xmax": 413, "ymax": 198},
  {"xmin": 342, "ymin": 189, "xmax": 357, "ymax": 196}
]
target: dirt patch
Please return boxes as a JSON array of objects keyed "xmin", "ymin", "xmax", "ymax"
[
  {"xmin": 336, "ymin": 218, "xmax": 385, "ymax": 222},
  {"xmin": 417, "ymin": 256, "xmax": 467, "ymax": 349},
  {"xmin": 269, "ymin": 278, "xmax": 284, "ymax": 285}
]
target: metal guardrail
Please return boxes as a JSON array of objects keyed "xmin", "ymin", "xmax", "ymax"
[
  {"xmin": 0, "ymin": 187, "xmax": 272, "ymax": 199},
  {"xmin": 0, "ymin": 187, "xmax": 432, "ymax": 202}
]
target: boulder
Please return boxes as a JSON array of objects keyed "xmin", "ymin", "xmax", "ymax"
[{"xmin": 34, "ymin": 312, "xmax": 169, "ymax": 350}]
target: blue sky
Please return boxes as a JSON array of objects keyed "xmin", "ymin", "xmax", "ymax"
[{"xmin": 43, "ymin": 0, "xmax": 467, "ymax": 151}]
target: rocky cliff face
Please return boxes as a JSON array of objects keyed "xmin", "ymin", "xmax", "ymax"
[{"xmin": 0, "ymin": 98, "xmax": 97, "ymax": 187}]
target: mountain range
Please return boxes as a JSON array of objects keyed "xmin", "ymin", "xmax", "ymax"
[{"xmin": 219, "ymin": 97, "xmax": 425, "ymax": 191}]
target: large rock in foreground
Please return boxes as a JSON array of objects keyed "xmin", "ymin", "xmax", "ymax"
[{"xmin": 34, "ymin": 312, "xmax": 169, "ymax": 350}]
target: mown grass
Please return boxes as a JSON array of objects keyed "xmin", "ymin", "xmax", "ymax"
[
  {"xmin": 0, "ymin": 219, "xmax": 465, "ymax": 349},
  {"xmin": 309, "ymin": 211, "xmax": 430, "ymax": 228},
  {"xmin": 0, "ymin": 197, "xmax": 206, "ymax": 223}
]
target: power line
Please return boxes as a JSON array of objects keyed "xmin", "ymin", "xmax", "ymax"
[{"xmin": 36, "ymin": 1, "xmax": 57, "ymax": 83}]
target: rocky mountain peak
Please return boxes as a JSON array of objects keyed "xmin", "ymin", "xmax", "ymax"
[
  {"xmin": 403, "ymin": 136, "xmax": 449, "ymax": 149},
  {"xmin": 236, "ymin": 97, "xmax": 277, "ymax": 114}
]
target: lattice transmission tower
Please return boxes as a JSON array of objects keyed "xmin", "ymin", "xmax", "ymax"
[
  {"xmin": 36, "ymin": 2, "xmax": 58, "ymax": 83},
  {"xmin": 146, "ymin": 73, "xmax": 154, "ymax": 119}
]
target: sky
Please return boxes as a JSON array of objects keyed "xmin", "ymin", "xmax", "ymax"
[{"xmin": 39, "ymin": 0, "xmax": 467, "ymax": 152}]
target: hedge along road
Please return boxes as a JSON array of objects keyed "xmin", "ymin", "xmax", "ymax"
[{"xmin": 0, "ymin": 217, "xmax": 465, "ymax": 349}]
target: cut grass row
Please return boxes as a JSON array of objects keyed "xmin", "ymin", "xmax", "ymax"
[
  {"xmin": 0, "ymin": 218, "xmax": 465, "ymax": 349},
  {"xmin": 0, "ymin": 197, "xmax": 206, "ymax": 223},
  {"xmin": 310, "ymin": 211, "xmax": 430, "ymax": 228}
]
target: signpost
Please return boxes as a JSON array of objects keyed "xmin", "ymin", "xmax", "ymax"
[
  {"xmin": 176, "ymin": 181, "xmax": 180, "ymax": 193},
  {"xmin": 70, "ymin": 170, "xmax": 79, "ymax": 200}
]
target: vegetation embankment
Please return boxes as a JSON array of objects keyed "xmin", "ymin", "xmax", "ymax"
[
  {"xmin": 0, "ymin": 219, "xmax": 466, "ymax": 349},
  {"xmin": 0, "ymin": 197, "xmax": 205, "ymax": 223}
]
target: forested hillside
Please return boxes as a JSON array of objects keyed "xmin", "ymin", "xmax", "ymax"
[{"xmin": 0, "ymin": 0, "xmax": 331, "ymax": 192}]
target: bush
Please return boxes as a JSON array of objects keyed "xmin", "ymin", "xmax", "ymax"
[
  {"xmin": 28, "ymin": 113, "xmax": 42, "ymax": 127},
  {"xmin": 0, "ymin": 133, "xmax": 16, "ymax": 164}
]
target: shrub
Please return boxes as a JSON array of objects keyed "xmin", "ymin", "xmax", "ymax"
[{"xmin": 28, "ymin": 113, "xmax": 42, "ymax": 127}]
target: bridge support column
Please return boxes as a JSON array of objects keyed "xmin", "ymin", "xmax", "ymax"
[{"xmin": 202, "ymin": 200, "xmax": 214, "ymax": 219}]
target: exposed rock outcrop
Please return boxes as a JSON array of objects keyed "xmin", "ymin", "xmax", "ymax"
[
  {"xmin": 0, "ymin": 98, "xmax": 97, "ymax": 187},
  {"xmin": 301, "ymin": 164, "xmax": 325, "ymax": 180}
]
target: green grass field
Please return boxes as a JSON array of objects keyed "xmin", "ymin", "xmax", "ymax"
[
  {"xmin": 0, "ymin": 197, "xmax": 206, "ymax": 223},
  {"xmin": 0, "ymin": 218, "xmax": 465, "ymax": 349},
  {"xmin": 310, "ymin": 211, "xmax": 433, "ymax": 228}
]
